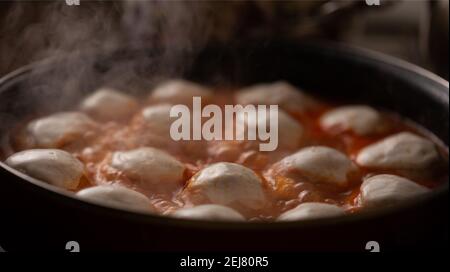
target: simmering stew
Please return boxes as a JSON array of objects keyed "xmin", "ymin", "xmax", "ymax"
[{"xmin": 2, "ymin": 80, "xmax": 448, "ymax": 222}]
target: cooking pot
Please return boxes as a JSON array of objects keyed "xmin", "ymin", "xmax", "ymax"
[{"xmin": 0, "ymin": 41, "xmax": 448, "ymax": 251}]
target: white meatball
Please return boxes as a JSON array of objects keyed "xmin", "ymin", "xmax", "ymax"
[
  {"xmin": 80, "ymin": 88, "xmax": 138, "ymax": 121},
  {"xmin": 270, "ymin": 146, "xmax": 355, "ymax": 186},
  {"xmin": 76, "ymin": 185, "xmax": 153, "ymax": 212},
  {"xmin": 5, "ymin": 149, "xmax": 84, "ymax": 189},
  {"xmin": 277, "ymin": 203, "xmax": 345, "ymax": 221},
  {"xmin": 172, "ymin": 204, "xmax": 245, "ymax": 221},
  {"xmin": 235, "ymin": 107, "xmax": 303, "ymax": 150},
  {"xmin": 110, "ymin": 147, "xmax": 185, "ymax": 188},
  {"xmin": 356, "ymin": 132, "xmax": 441, "ymax": 178},
  {"xmin": 186, "ymin": 162, "xmax": 266, "ymax": 211},
  {"xmin": 27, "ymin": 112, "xmax": 96, "ymax": 148},
  {"xmin": 207, "ymin": 140, "xmax": 242, "ymax": 162},
  {"xmin": 150, "ymin": 79, "xmax": 213, "ymax": 105},
  {"xmin": 360, "ymin": 174, "xmax": 429, "ymax": 208},
  {"xmin": 320, "ymin": 105, "xmax": 385, "ymax": 135},
  {"xmin": 235, "ymin": 81, "xmax": 316, "ymax": 112},
  {"xmin": 141, "ymin": 104, "xmax": 173, "ymax": 137},
  {"xmin": 140, "ymin": 104, "xmax": 205, "ymax": 155}
]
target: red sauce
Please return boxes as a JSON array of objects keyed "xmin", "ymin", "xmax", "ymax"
[{"xmin": 4, "ymin": 91, "xmax": 448, "ymax": 221}]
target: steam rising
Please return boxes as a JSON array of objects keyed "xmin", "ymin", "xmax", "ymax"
[
  {"xmin": 0, "ymin": 1, "xmax": 233, "ymax": 156},
  {"xmin": 0, "ymin": 0, "xmax": 282, "ymax": 157},
  {"xmin": 0, "ymin": 1, "xmax": 230, "ymax": 112}
]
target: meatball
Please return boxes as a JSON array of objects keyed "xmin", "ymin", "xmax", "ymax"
[
  {"xmin": 172, "ymin": 204, "xmax": 245, "ymax": 221},
  {"xmin": 5, "ymin": 149, "xmax": 84, "ymax": 189},
  {"xmin": 150, "ymin": 79, "xmax": 213, "ymax": 106},
  {"xmin": 235, "ymin": 107, "xmax": 303, "ymax": 151},
  {"xmin": 141, "ymin": 104, "xmax": 174, "ymax": 137},
  {"xmin": 277, "ymin": 203, "xmax": 345, "ymax": 221},
  {"xmin": 360, "ymin": 174, "xmax": 429, "ymax": 208},
  {"xmin": 140, "ymin": 104, "xmax": 205, "ymax": 155},
  {"xmin": 110, "ymin": 147, "xmax": 185, "ymax": 189},
  {"xmin": 207, "ymin": 140, "xmax": 243, "ymax": 162},
  {"xmin": 269, "ymin": 146, "xmax": 356, "ymax": 186},
  {"xmin": 27, "ymin": 112, "xmax": 96, "ymax": 148},
  {"xmin": 185, "ymin": 162, "xmax": 266, "ymax": 212},
  {"xmin": 80, "ymin": 88, "xmax": 139, "ymax": 121},
  {"xmin": 320, "ymin": 105, "xmax": 385, "ymax": 135},
  {"xmin": 76, "ymin": 185, "xmax": 153, "ymax": 212},
  {"xmin": 356, "ymin": 132, "xmax": 441, "ymax": 178},
  {"xmin": 235, "ymin": 81, "xmax": 316, "ymax": 112}
]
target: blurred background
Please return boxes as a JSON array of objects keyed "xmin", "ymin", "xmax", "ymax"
[{"xmin": 0, "ymin": 0, "xmax": 448, "ymax": 79}]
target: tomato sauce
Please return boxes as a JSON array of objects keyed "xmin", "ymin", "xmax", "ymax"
[{"xmin": 4, "ymin": 91, "xmax": 448, "ymax": 221}]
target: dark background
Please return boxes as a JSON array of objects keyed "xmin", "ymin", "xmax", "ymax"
[{"xmin": 0, "ymin": 1, "xmax": 448, "ymax": 79}]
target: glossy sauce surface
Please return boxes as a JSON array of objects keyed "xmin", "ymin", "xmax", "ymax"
[{"xmin": 5, "ymin": 90, "xmax": 449, "ymax": 221}]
